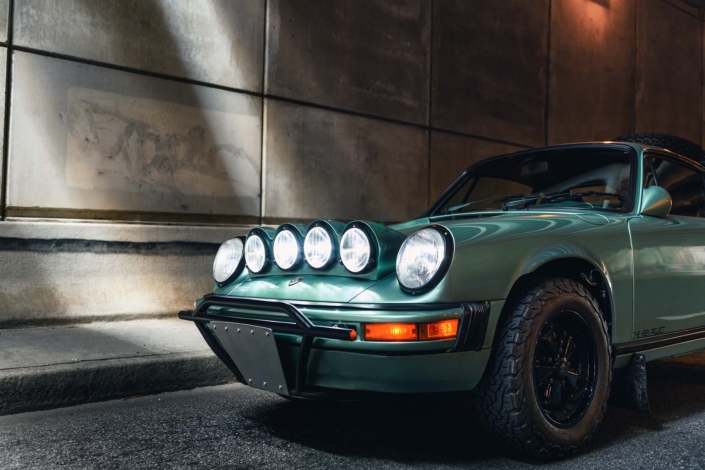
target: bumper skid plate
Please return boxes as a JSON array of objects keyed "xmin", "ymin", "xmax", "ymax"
[
  {"xmin": 211, "ymin": 322, "xmax": 290, "ymax": 396},
  {"xmin": 179, "ymin": 294, "xmax": 357, "ymax": 399}
]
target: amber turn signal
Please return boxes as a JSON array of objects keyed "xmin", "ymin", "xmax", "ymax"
[
  {"xmin": 349, "ymin": 329, "xmax": 357, "ymax": 341},
  {"xmin": 419, "ymin": 319, "xmax": 458, "ymax": 340},
  {"xmin": 363, "ymin": 319, "xmax": 459, "ymax": 342},
  {"xmin": 364, "ymin": 323, "xmax": 418, "ymax": 341}
]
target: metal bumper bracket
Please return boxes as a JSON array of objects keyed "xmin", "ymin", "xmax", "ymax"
[{"xmin": 178, "ymin": 294, "xmax": 356, "ymax": 398}]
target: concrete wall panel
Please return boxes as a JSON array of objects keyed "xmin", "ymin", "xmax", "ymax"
[
  {"xmin": 636, "ymin": 0, "xmax": 702, "ymax": 144},
  {"xmin": 0, "ymin": 221, "xmax": 251, "ymax": 325},
  {"xmin": 0, "ymin": 0, "xmax": 9, "ymax": 44},
  {"xmin": 263, "ymin": 100, "xmax": 428, "ymax": 222},
  {"xmin": 430, "ymin": 132, "xmax": 525, "ymax": 201},
  {"xmin": 431, "ymin": 0, "xmax": 549, "ymax": 147},
  {"xmin": 14, "ymin": 0, "xmax": 265, "ymax": 92},
  {"xmin": 549, "ymin": 0, "xmax": 636, "ymax": 144},
  {"xmin": 266, "ymin": 0, "xmax": 431, "ymax": 124},
  {"xmin": 7, "ymin": 52, "xmax": 262, "ymax": 221}
]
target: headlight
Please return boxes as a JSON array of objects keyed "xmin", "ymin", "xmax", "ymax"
[
  {"xmin": 273, "ymin": 229, "xmax": 301, "ymax": 270},
  {"xmin": 396, "ymin": 226, "xmax": 453, "ymax": 292},
  {"xmin": 244, "ymin": 234, "xmax": 268, "ymax": 273},
  {"xmin": 340, "ymin": 227, "xmax": 372, "ymax": 273},
  {"xmin": 213, "ymin": 238, "xmax": 245, "ymax": 284},
  {"xmin": 304, "ymin": 226, "xmax": 334, "ymax": 269}
]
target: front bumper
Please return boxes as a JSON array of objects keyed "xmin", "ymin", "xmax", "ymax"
[{"xmin": 179, "ymin": 293, "xmax": 493, "ymax": 398}]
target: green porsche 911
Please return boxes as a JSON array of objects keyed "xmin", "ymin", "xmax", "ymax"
[{"xmin": 180, "ymin": 133, "xmax": 705, "ymax": 458}]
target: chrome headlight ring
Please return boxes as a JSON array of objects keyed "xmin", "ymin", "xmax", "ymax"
[
  {"xmin": 244, "ymin": 228, "xmax": 272, "ymax": 274},
  {"xmin": 304, "ymin": 222, "xmax": 337, "ymax": 270},
  {"xmin": 273, "ymin": 225, "xmax": 304, "ymax": 270},
  {"xmin": 340, "ymin": 223, "xmax": 376, "ymax": 274},
  {"xmin": 213, "ymin": 237, "xmax": 246, "ymax": 286},
  {"xmin": 396, "ymin": 225, "xmax": 454, "ymax": 294}
]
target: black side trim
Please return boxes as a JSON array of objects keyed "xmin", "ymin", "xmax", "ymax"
[
  {"xmin": 453, "ymin": 302, "xmax": 491, "ymax": 352},
  {"xmin": 613, "ymin": 326, "xmax": 705, "ymax": 355}
]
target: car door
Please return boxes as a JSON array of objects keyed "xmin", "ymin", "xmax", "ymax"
[{"xmin": 629, "ymin": 152, "xmax": 705, "ymax": 339}]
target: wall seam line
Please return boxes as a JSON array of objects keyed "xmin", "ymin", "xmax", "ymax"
[
  {"xmin": 660, "ymin": 0, "xmax": 702, "ymax": 19},
  {"xmin": 0, "ymin": 0, "xmax": 14, "ymax": 221},
  {"xmin": 427, "ymin": 0, "xmax": 434, "ymax": 206},
  {"xmin": 260, "ymin": 0, "xmax": 268, "ymax": 226},
  {"xmin": 545, "ymin": 0, "xmax": 552, "ymax": 146},
  {"xmin": 634, "ymin": 0, "xmax": 639, "ymax": 133},
  {"xmin": 7, "ymin": 45, "xmax": 534, "ymax": 150}
]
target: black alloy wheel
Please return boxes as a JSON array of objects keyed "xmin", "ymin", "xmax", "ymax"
[
  {"xmin": 533, "ymin": 311, "xmax": 598, "ymax": 428},
  {"xmin": 475, "ymin": 278, "xmax": 612, "ymax": 459}
]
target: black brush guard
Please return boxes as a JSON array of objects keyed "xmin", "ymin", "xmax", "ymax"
[
  {"xmin": 179, "ymin": 294, "xmax": 491, "ymax": 399},
  {"xmin": 178, "ymin": 293, "xmax": 357, "ymax": 399}
]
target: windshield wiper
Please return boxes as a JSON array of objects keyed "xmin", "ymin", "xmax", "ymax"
[
  {"xmin": 444, "ymin": 193, "xmax": 529, "ymax": 214},
  {"xmin": 501, "ymin": 191, "xmax": 626, "ymax": 211}
]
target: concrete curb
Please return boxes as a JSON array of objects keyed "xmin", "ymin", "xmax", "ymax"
[{"xmin": 0, "ymin": 351, "xmax": 233, "ymax": 415}]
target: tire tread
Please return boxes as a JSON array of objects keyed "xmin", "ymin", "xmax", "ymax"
[
  {"xmin": 614, "ymin": 132, "xmax": 705, "ymax": 162},
  {"xmin": 475, "ymin": 278, "xmax": 611, "ymax": 459}
]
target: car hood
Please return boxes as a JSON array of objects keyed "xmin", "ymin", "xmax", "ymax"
[
  {"xmin": 351, "ymin": 210, "xmax": 631, "ymax": 304},
  {"xmin": 391, "ymin": 210, "xmax": 612, "ymax": 235}
]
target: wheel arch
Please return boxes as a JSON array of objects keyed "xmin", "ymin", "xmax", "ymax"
[{"xmin": 499, "ymin": 255, "xmax": 616, "ymax": 344}]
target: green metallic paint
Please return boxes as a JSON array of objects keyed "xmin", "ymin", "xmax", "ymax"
[
  {"xmin": 353, "ymin": 212, "xmax": 633, "ymax": 344},
  {"xmin": 639, "ymin": 186, "xmax": 672, "ymax": 218},
  {"xmin": 220, "ymin": 275, "xmax": 378, "ymax": 303},
  {"xmin": 629, "ymin": 215, "xmax": 705, "ymax": 337},
  {"xmin": 198, "ymin": 142, "xmax": 705, "ymax": 391},
  {"xmin": 276, "ymin": 344, "xmax": 491, "ymax": 393}
]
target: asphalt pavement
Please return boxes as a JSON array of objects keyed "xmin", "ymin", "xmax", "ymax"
[
  {"xmin": 0, "ymin": 319, "xmax": 231, "ymax": 414},
  {"xmin": 2, "ymin": 355, "xmax": 705, "ymax": 470}
]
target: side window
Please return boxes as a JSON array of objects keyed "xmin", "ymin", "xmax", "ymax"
[
  {"xmin": 643, "ymin": 157, "xmax": 656, "ymax": 189},
  {"xmin": 649, "ymin": 157, "xmax": 705, "ymax": 217}
]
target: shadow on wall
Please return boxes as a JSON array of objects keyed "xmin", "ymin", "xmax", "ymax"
[
  {"xmin": 0, "ymin": 237, "xmax": 219, "ymax": 326},
  {"xmin": 2, "ymin": 0, "xmax": 263, "ymax": 323},
  {"xmin": 263, "ymin": 0, "xmax": 431, "ymax": 224},
  {"xmin": 56, "ymin": 0, "xmax": 261, "ymax": 218}
]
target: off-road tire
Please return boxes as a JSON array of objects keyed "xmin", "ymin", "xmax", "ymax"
[
  {"xmin": 614, "ymin": 132, "xmax": 705, "ymax": 163},
  {"xmin": 475, "ymin": 278, "xmax": 612, "ymax": 459}
]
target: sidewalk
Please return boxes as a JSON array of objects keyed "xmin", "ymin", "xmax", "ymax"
[{"xmin": 0, "ymin": 319, "xmax": 232, "ymax": 414}]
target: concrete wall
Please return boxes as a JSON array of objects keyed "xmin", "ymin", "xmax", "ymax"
[{"xmin": 1, "ymin": 0, "xmax": 704, "ymax": 324}]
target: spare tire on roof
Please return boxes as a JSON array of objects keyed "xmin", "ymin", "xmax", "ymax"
[{"xmin": 613, "ymin": 133, "xmax": 705, "ymax": 163}]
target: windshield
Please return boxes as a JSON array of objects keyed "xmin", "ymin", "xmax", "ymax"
[{"xmin": 432, "ymin": 147, "xmax": 633, "ymax": 215}]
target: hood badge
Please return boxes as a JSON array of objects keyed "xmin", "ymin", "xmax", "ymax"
[{"xmin": 288, "ymin": 277, "xmax": 304, "ymax": 286}]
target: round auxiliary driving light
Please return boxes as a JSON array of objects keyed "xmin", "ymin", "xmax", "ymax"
[
  {"xmin": 304, "ymin": 226, "xmax": 333, "ymax": 269},
  {"xmin": 396, "ymin": 227, "xmax": 453, "ymax": 292},
  {"xmin": 213, "ymin": 238, "xmax": 245, "ymax": 284},
  {"xmin": 273, "ymin": 229, "xmax": 300, "ymax": 270},
  {"xmin": 340, "ymin": 227, "xmax": 372, "ymax": 273},
  {"xmin": 244, "ymin": 234, "xmax": 268, "ymax": 273}
]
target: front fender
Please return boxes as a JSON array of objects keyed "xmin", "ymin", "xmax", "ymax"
[
  {"xmin": 523, "ymin": 242, "xmax": 614, "ymax": 293},
  {"xmin": 351, "ymin": 214, "xmax": 634, "ymax": 344}
]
